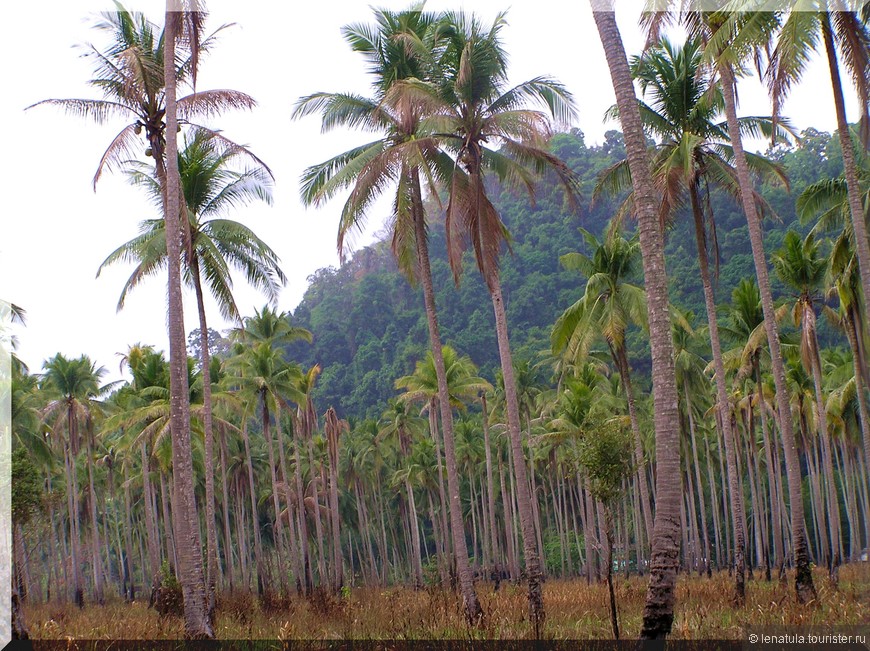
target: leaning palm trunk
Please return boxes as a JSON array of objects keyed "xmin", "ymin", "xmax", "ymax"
[
  {"xmin": 191, "ymin": 262, "xmax": 218, "ymax": 619},
  {"xmin": 689, "ymin": 184, "xmax": 746, "ymax": 602},
  {"xmin": 718, "ymin": 62, "xmax": 816, "ymax": 604},
  {"xmin": 822, "ymin": 12, "xmax": 870, "ymax": 343},
  {"xmin": 411, "ymin": 179, "xmax": 483, "ymax": 623},
  {"xmin": 489, "ymin": 274, "xmax": 545, "ymax": 635},
  {"xmin": 591, "ymin": 4, "xmax": 683, "ymax": 639}
]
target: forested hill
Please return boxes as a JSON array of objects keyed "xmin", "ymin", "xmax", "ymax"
[{"xmin": 284, "ymin": 127, "xmax": 846, "ymax": 419}]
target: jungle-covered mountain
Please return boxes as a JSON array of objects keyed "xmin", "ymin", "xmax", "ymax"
[{"xmin": 282, "ymin": 127, "xmax": 845, "ymax": 418}]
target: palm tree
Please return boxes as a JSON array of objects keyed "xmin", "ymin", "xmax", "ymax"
[
  {"xmin": 797, "ymin": 158, "xmax": 870, "ymax": 489},
  {"xmin": 378, "ymin": 399, "xmax": 427, "ymax": 588},
  {"xmin": 773, "ymin": 231, "xmax": 843, "ymax": 578},
  {"xmin": 702, "ymin": 10, "xmax": 817, "ymax": 604},
  {"xmin": 551, "ymin": 226, "xmax": 654, "ymax": 559},
  {"xmin": 769, "ymin": 3, "xmax": 870, "ymax": 330},
  {"xmin": 27, "ymin": 4, "xmax": 256, "ymax": 192},
  {"xmin": 97, "ymin": 129, "xmax": 282, "ymax": 611},
  {"xmin": 433, "ymin": 11, "xmax": 578, "ymax": 633},
  {"xmin": 599, "ymin": 36, "xmax": 789, "ymax": 603},
  {"xmin": 324, "ymin": 407, "xmax": 347, "ymax": 593},
  {"xmin": 589, "ymin": 1, "xmax": 684, "ymax": 638},
  {"xmin": 163, "ymin": 2, "xmax": 212, "ymax": 637},
  {"xmin": 41, "ymin": 354, "xmax": 109, "ymax": 607},
  {"xmin": 293, "ymin": 7, "xmax": 486, "ymax": 622}
]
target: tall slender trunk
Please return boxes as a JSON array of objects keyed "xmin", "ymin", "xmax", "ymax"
[
  {"xmin": 241, "ymin": 417, "xmax": 267, "ymax": 593},
  {"xmin": 685, "ymin": 381, "xmax": 711, "ymax": 578},
  {"xmin": 411, "ymin": 178, "xmax": 482, "ymax": 622},
  {"xmin": 325, "ymin": 409, "xmax": 344, "ymax": 593},
  {"xmin": 481, "ymin": 395, "xmax": 501, "ymax": 581},
  {"xmin": 190, "ymin": 262, "xmax": 218, "ymax": 618},
  {"xmin": 604, "ymin": 507, "xmax": 620, "ymax": 640},
  {"xmin": 719, "ymin": 62, "xmax": 815, "ymax": 603},
  {"xmin": 500, "ymin": 458, "xmax": 519, "ymax": 580},
  {"xmin": 292, "ymin": 423, "xmax": 313, "ymax": 592},
  {"xmin": 306, "ymin": 437, "xmax": 327, "ymax": 585},
  {"xmin": 162, "ymin": 9, "xmax": 212, "ymax": 638},
  {"xmin": 489, "ymin": 275, "xmax": 545, "ymax": 634},
  {"xmin": 689, "ymin": 184, "xmax": 745, "ymax": 599},
  {"xmin": 592, "ymin": 5, "xmax": 683, "ymax": 638},
  {"xmin": 65, "ymin": 414, "xmax": 83, "ymax": 607},
  {"xmin": 262, "ymin": 396, "xmax": 288, "ymax": 593},
  {"xmin": 121, "ymin": 465, "xmax": 137, "ymax": 601},
  {"xmin": 756, "ymin": 364, "xmax": 785, "ymax": 579},
  {"xmin": 844, "ymin": 312, "xmax": 870, "ymax": 501},
  {"xmin": 85, "ymin": 422, "xmax": 104, "ymax": 605},
  {"xmin": 613, "ymin": 344, "xmax": 654, "ymax": 548},
  {"xmin": 141, "ymin": 444, "xmax": 161, "ymax": 600},
  {"xmin": 822, "ymin": 12, "xmax": 870, "ymax": 343},
  {"xmin": 806, "ymin": 309, "xmax": 842, "ymax": 579},
  {"xmin": 218, "ymin": 427, "xmax": 235, "ymax": 592}
]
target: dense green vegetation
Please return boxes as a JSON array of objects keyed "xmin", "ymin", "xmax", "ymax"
[
  {"xmin": 285, "ymin": 127, "xmax": 846, "ymax": 418},
  {"xmin": 9, "ymin": 1, "xmax": 870, "ymax": 643}
]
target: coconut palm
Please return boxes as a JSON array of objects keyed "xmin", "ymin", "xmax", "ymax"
[
  {"xmin": 551, "ymin": 226, "xmax": 655, "ymax": 561},
  {"xmin": 598, "ymin": 35, "xmax": 789, "ymax": 602},
  {"xmin": 589, "ymin": 1, "xmax": 684, "ymax": 638},
  {"xmin": 769, "ymin": 2, "xmax": 870, "ymax": 330},
  {"xmin": 666, "ymin": 7, "xmax": 818, "ymax": 605},
  {"xmin": 293, "ymin": 7, "xmax": 487, "ymax": 622},
  {"xmin": 41, "ymin": 354, "xmax": 109, "ymax": 607},
  {"xmin": 773, "ymin": 231, "xmax": 843, "ymax": 578},
  {"xmin": 797, "ymin": 156, "xmax": 870, "ymax": 482},
  {"xmin": 433, "ymin": 11, "xmax": 578, "ymax": 633},
  {"xmin": 98, "ymin": 129, "xmax": 282, "ymax": 611}
]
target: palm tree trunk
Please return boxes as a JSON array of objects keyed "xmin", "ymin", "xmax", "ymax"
[
  {"xmin": 756, "ymin": 364, "xmax": 785, "ymax": 579},
  {"xmin": 65, "ymin": 416, "xmax": 84, "ymax": 608},
  {"xmin": 274, "ymin": 409, "xmax": 303, "ymax": 595},
  {"xmin": 241, "ymin": 417, "xmax": 267, "ymax": 594},
  {"xmin": 411, "ymin": 181, "xmax": 482, "ymax": 623},
  {"xmin": 844, "ymin": 312, "xmax": 870, "ymax": 503},
  {"xmin": 613, "ymin": 344, "xmax": 655, "ymax": 548},
  {"xmin": 190, "ymin": 261, "xmax": 218, "ymax": 619},
  {"xmin": 604, "ymin": 507, "xmax": 620, "ymax": 639},
  {"xmin": 592, "ymin": 5, "xmax": 683, "ymax": 638},
  {"xmin": 806, "ymin": 309, "xmax": 842, "ymax": 579},
  {"xmin": 262, "ymin": 397, "xmax": 288, "ymax": 594},
  {"xmin": 218, "ymin": 427, "xmax": 235, "ymax": 593},
  {"xmin": 85, "ymin": 426, "xmax": 104, "ymax": 605},
  {"xmin": 718, "ymin": 61, "xmax": 816, "ymax": 604},
  {"xmin": 489, "ymin": 275, "xmax": 545, "ymax": 634},
  {"xmin": 292, "ymin": 426, "xmax": 313, "ymax": 592},
  {"xmin": 689, "ymin": 183, "xmax": 745, "ymax": 595},
  {"xmin": 140, "ymin": 444, "xmax": 161, "ymax": 601},
  {"xmin": 685, "ymin": 381, "xmax": 711, "ymax": 577},
  {"xmin": 500, "ymin": 457, "xmax": 520, "ymax": 581},
  {"xmin": 162, "ymin": 10, "xmax": 212, "ymax": 638},
  {"xmin": 822, "ymin": 12, "xmax": 870, "ymax": 341},
  {"xmin": 481, "ymin": 395, "xmax": 501, "ymax": 581},
  {"xmin": 306, "ymin": 437, "xmax": 327, "ymax": 586}
]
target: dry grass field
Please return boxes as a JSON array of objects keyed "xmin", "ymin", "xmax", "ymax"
[{"xmin": 23, "ymin": 564, "xmax": 870, "ymax": 641}]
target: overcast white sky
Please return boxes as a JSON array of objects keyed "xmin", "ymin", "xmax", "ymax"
[{"xmin": 1, "ymin": 0, "xmax": 856, "ymax": 383}]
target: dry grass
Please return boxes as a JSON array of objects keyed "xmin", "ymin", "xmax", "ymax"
[{"xmin": 24, "ymin": 564, "xmax": 870, "ymax": 640}]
